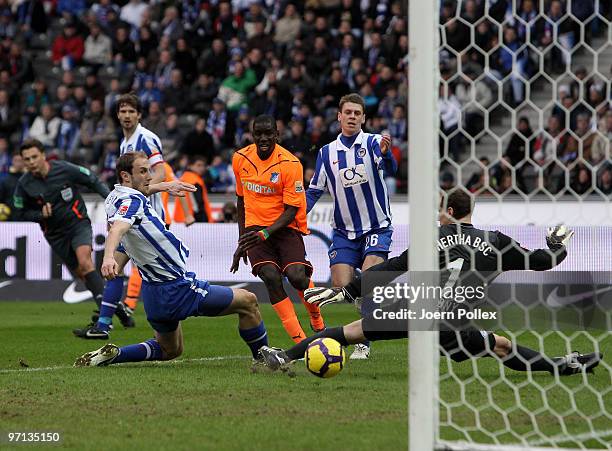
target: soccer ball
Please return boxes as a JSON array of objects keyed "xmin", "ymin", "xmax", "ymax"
[
  {"xmin": 305, "ymin": 338, "xmax": 346, "ymax": 378},
  {"xmin": 0, "ymin": 203, "xmax": 10, "ymax": 221}
]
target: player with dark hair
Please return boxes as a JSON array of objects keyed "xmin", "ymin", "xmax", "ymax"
[
  {"xmin": 74, "ymin": 152, "xmax": 268, "ymax": 366},
  {"xmin": 259, "ymin": 190, "xmax": 603, "ymax": 375},
  {"xmin": 305, "ymin": 93, "xmax": 396, "ymax": 359},
  {"xmin": 12, "ymin": 139, "xmax": 129, "ymax": 328},
  {"xmin": 231, "ymin": 115, "xmax": 325, "ymax": 343}
]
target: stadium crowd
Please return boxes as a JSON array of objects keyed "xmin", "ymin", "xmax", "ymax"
[
  {"xmin": 0, "ymin": 0, "xmax": 610, "ymax": 208},
  {"xmin": 0, "ymin": 0, "xmax": 408, "ymax": 201},
  {"xmin": 439, "ymin": 0, "xmax": 612, "ymax": 197}
]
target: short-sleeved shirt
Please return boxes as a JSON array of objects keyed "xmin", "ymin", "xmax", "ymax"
[
  {"xmin": 232, "ymin": 143, "xmax": 308, "ymax": 235},
  {"xmin": 120, "ymin": 123, "xmax": 165, "ymax": 220},
  {"xmin": 105, "ymin": 184, "xmax": 190, "ymax": 283}
]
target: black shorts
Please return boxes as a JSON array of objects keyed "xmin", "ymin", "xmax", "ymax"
[
  {"xmin": 247, "ymin": 226, "xmax": 313, "ymax": 277},
  {"xmin": 46, "ymin": 220, "xmax": 93, "ymax": 271},
  {"xmin": 439, "ymin": 329, "xmax": 496, "ymax": 362}
]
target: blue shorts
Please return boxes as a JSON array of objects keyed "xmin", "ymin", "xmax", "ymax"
[
  {"xmin": 328, "ymin": 227, "xmax": 393, "ymax": 268},
  {"xmin": 141, "ymin": 272, "xmax": 234, "ymax": 333}
]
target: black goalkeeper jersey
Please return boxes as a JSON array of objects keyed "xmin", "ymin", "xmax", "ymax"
[{"xmin": 346, "ymin": 222, "xmax": 568, "ymax": 299}]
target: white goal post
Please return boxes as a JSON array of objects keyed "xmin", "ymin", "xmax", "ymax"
[{"xmin": 408, "ymin": 0, "xmax": 612, "ymax": 450}]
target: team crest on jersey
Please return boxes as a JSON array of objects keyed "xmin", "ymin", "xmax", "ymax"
[
  {"xmin": 329, "ymin": 250, "xmax": 337, "ymax": 260},
  {"xmin": 295, "ymin": 180, "xmax": 304, "ymax": 193},
  {"xmin": 60, "ymin": 187, "xmax": 73, "ymax": 202},
  {"xmin": 270, "ymin": 172, "xmax": 279, "ymax": 183},
  {"xmin": 357, "ymin": 147, "xmax": 366, "ymax": 158},
  {"xmin": 117, "ymin": 204, "xmax": 129, "ymax": 215},
  {"xmin": 127, "ymin": 144, "xmax": 133, "ymax": 152}
]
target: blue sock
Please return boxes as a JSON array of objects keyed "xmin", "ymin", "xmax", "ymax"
[
  {"xmin": 96, "ymin": 277, "xmax": 124, "ymax": 331},
  {"xmin": 239, "ymin": 322, "xmax": 268, "ymax": 358},
  {"xmin": 112, "ymin": 338, "xmax": 163, "ymax": 364}
]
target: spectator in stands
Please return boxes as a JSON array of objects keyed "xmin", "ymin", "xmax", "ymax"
[
  {"xmin": 112, "ymin": 26, "xmax": 136, "ymax": 74},
  {"xmin": 0, "ymin": 89, "xmax": 20, "ymax": 139},
  {"xmin": 162, "ymin": 69, "xmax": 190, "ymax": 115},
  {"xmin": 83, "ymin": 21, "xmax": 112, "ymax": 68},
  {"xmin": 533, "ymin": 114, "xmax": 567, "ymax": 166},
  {"xmin": 0, "ymin": 9, "xmax": 17, "ymax": 40},
  {"xmin": 206, "ymin": 154, "xmax": 235, "ymax": 193},
  {"xmin": 542, "ymin": 0, "xmax": 576, "ymax": 71},
  {"xmin": 0, "ymin": 152, "xmax": 24, "ymax": 220},
  {"xmin": 159, "ymin": 5, "xmax": 183, "ymax": 43},
  {"xmin": 137, "ymin": 75, "xmax": 162, "ymax": 113},
  {"xmin": 180, "ymin": 117, "xmax": 215, "ymax": 164},
  {"xmin": 188, "ymin": 73, "xmax": 218, "ymax": 116},
  {"xmin": 199, "ymin": 38, "xmax": 229, "ymax": 80},
  {"xmin": 597, "ymin": 164, "xmax": 612, "ymax": 195},
  {"xmin": 158, "ymin": 113, "xmax": 183, "ymax": 155},
  {"xmin": 438, "ymin": 83, "xmax": 463, "ymax": 161},
  {"xmin": 91, "ymin": 0, "xmax": 120, "ymax": 31},
  {"xmin": 51, "ymin": 21, "xmax": 84, "ymax": 70},
  {"xmin": 570, "ymin": 164, "xmax": 592, "ymax": 195},
  {"xmin": 104, "ymin": 78, "xmax": 121, "ymax": 115},
  {"xmin": 0, "ymin": 137, "xmax": 10, "ymax": 174},
  {"xmin": 213, "ymin": 2, "xmax": 242, "ymax": 42},
  {"xmin": 491, "ymin": 26, "xmax": 528, "ymax": 106},
  {"xmin": 282, "ymin": 119, "xmax": 312, "ymax": 165},
  {"xmin": 142, "ymin": 101, "xmax": 164, "ymax": 132},
  {"xmin": 274, "ymin": 4, "xmax": 301, "ymax": 48},
  {"xmin": 246, "ymin": 20, "xmax": 274, "ymax": 54},
  {"xmin": 504, "ymin": 116, "xmax": 534, "ymax": 166},
  {"xmin": 79, "ymin": 98, "xmax": 116, "ymax": 163},
  {"xmin": 218, "ymin": 61, "xmax": 257, "ymax": 112},
  {"xmin": 136, "ymin": 24, "xmax": 158, "ymax": 61},
  {"xmin": 4, "ymin": 42, "xmax": 33, "ymax": 89},
  {"xmin": 206, "ymin": 98, "xmax": 230, "ymax": 152},
  {"xmin": 174, "ymin": 38, "xmax": 197, "ymax": 85},
  {"xmin": 565, "ymin": 113, "xmax": 595, "ymax": 164},
  {"xmin": 56, "ymin": 104, "xmax": 81, "ymax": 160},
  {"xmin": 455, "ymin": 69, "xmax": 493, "ymax": 138},
  {"xmin": 84, "ymin": 71, "xmax": 106, "ymax": 102},
  {"xmin": 591, "ymin": 109, "xmax": 612, "ymax": 165},
  {"xmin": 98, "ymin": 139, "xmax": 119, "ymax": 185},
  {"xmin": 28, "ymin": 104, "xmax": 60, "ymax": 149},
  {"xmin": 24, "ymin": 78, "xmax": 50, "ymax": 123},
  {"xmin": 153, "ymin": 49, "xmax": 175, "ymax": 90},
  {"xmin": 388, "ymin": 104, "xmax": 406, "ymax": 144}
]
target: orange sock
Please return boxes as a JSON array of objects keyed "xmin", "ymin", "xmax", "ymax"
[
  {"xmin": 272, "ymin": 297, "xmax": 306, "ymax": 343},
  {"xmin": 125, "ymin": 267, "xmax": 142, "ymax": 310},
  {"xmin": 298, "ymin": 280, "xmax": 325, "ymax": 332}
]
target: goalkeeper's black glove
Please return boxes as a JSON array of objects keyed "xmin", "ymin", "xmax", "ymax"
[
  {"xmin": 304, "ymin": 286, "xmax": 355, "ymax": 308},
  {"xmin": 546, "ymin": 225, "xmax": 575, "ymax": 250}
]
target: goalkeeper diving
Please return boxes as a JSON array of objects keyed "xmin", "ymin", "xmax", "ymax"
[{"xmin": 259, "ymin": 190, "xmax": 603, "ymax": 375}]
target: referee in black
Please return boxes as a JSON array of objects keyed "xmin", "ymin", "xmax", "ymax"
[{"xmin": 13, "ymin": 139, "xmax": 130, "ymax": 326}]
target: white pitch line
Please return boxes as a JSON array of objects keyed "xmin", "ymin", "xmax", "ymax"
[
  {"xmin": 527, "ymin": 428, "xmax": 612, "ymax": 447},
  {"xmin": 0, "ymin": 355, "xmax": 249, "ymax": 374}
]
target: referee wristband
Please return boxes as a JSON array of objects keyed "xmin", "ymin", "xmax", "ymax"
[{"xmin": 257, "ymin": 229, "xmax": 270, "ymax": 240}]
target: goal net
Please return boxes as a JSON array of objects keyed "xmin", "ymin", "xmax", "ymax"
[{"xmin": 409, "ymin": 1, "xmax": 612, "ymax": 450}]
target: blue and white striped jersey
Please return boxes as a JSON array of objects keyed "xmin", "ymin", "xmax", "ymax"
[
  {"xmin": 105, "ymin": 185, "xmax": 190, "ymax": 283},
  {"xmin": 120, "ymin": 123, "xmax": 165, "ymax": 220},
  {"xmin": 307, "ymin": 131, "xmax": 397, "ymax": 240}
]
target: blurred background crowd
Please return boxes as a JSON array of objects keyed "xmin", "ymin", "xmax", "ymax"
[{"xmin": 0, "ymin": 0, "xmax": 610, "ymax": 205}]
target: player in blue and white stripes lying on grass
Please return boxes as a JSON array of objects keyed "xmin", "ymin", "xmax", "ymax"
[{"xmin": 74, "ymin": 152, "xmax": 269, "ymax": 367}]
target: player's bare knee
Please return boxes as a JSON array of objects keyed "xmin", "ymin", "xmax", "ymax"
[
  {"xmin": 258, "ymin": 266, "xmax": 283, "ymax": 290},
  {"xmin": 233, "ymin": 289, "xmax": 259, "ymax": 316},
  {"xmin": 285, "ymin": 268, "xmax": 309, "ymax": 291},
  {"xmin": 493, "ymin": 334, "xmax": 512, "ymax": 358}
]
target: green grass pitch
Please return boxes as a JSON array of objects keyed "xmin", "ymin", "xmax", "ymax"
[{"xmin": 0, "ymin": 302, "xmax": 610, "ymax": 450}]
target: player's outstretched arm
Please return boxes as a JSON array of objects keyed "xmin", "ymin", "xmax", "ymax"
[
  {"xmin": 148, "ymin": 180, "xmax": 197, "ymax": 196},
  {"xmin": 101, "ymin": 221, "xmax": 131, "ymax": 280},
  {"xmin": 67, "ymin": 162, "xmax": 110, "ymax": 198},
  {"xmin": 500, "ymin": 226, "xmax": 573, "ymax": 271}
]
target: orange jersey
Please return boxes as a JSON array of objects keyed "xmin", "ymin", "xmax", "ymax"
[
  {"xmin": 174, "ymin": 170, "xmax": 213, "ymax": 223},
  {"xmin": 160, "ymin": 162, "xmax": 175, "ymax": 226},
  {"xmin": 232, "ymin": 143, "xmax": 308, "ymax": 234}
]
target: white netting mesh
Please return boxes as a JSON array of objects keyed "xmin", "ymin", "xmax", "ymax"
[{"xmin": 433, "ymin": 1, "xmax": 612, "ymax": 449}]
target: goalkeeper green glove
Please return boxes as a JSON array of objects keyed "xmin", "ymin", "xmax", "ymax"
[{"xmin": 546, "ymin": 225, "xmax": 575, "ymax": 250}]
